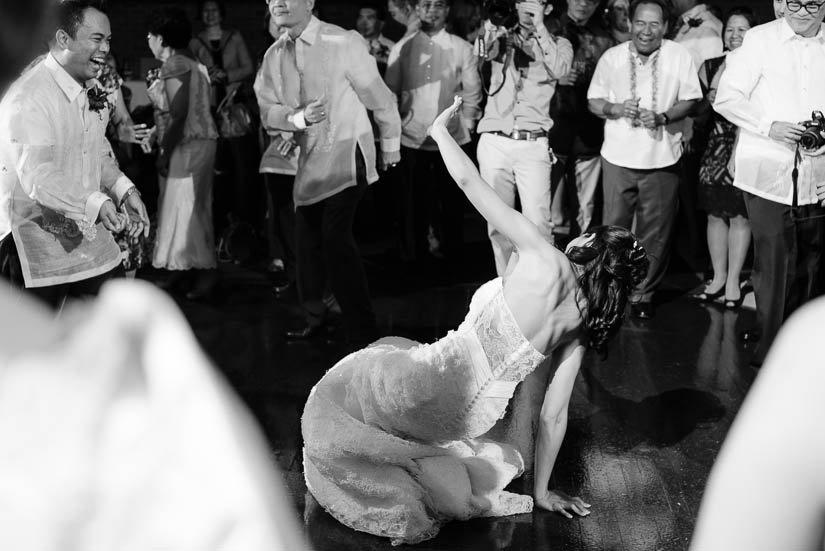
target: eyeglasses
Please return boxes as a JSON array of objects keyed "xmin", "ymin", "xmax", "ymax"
[{"xmin": 786, "ymin": 0, "xmax": 825, "ymax": 14}]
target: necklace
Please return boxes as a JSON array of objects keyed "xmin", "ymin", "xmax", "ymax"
[{"xmin": 628, "ymin": 42, "xmax": 658, "ymax": 128}]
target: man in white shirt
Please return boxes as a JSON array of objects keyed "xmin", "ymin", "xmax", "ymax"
[
  {"xmin": 258, "ymin": 0, "xmax": 401, "ymax": 344},
  {"xmin": 714, "ymin": 4, "xmax": 825, "ymax": 366},
  {"xmin": 0, "ymin": 0, "xmax": 149, "ymax": 309},
  {"xmin": 476, "ymin": 0, "xmax": 573, "ymax": 275},
  {"xmin": 588, "ymin": 0, "xmax": 701, "ymax": 318},
  {"xmin": 384, "ymin": 0, "xmax": 482, "ymax": 263}
]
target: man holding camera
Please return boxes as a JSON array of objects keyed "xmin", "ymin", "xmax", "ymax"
[
  {"xmin": 714, "ymin": 1, "xmax": 825, "ymax": 367},
  {"xmin": 476, "ymin": 0, "xmax": 573, "ymax": 275}
]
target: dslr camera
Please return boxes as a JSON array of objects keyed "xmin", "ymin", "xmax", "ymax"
[{"xmin": 799, "ymin": 110, "xmax": 825, "ymax": 151}]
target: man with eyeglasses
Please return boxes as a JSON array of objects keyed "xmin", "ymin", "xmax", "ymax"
[
  {"xmin": 476, "ymin": 0, "xmax": 573, "ymax": 276},
  {"xmin": 256, "ymin": 0, "xmax": 401, "ymax": 345},
  {"xmin": 714, "ymin": 0, "xmax": 825, "ymax": 367},
  {"xmin": 384, "ymin": 0, "xmax": 482, "ymax": 265}
]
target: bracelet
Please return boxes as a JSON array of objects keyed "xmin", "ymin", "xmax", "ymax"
[
  {"xmin": 119, "ymin": 186, "xmax": 141, "ymax": 208},
  {"xmin": 661, "ymin": 112, "xmax": 670, "ymax": 126}
]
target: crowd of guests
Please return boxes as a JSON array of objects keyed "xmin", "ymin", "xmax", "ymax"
[
  {"xmin": 3, "ymin": 0, "xmax": 825, "ymax": 547},
  {"xmin": 2, "ymin": 0, "xmax": 825, "ymax": 369}
]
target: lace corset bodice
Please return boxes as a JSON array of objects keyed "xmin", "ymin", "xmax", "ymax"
[{"xmin": 343, "ymin": 278, "xmax": 547, "ymax": 443}]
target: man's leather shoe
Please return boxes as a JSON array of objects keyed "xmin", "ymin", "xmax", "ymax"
[
  {"xmin": 285, "ymin": 324, "xmax": 324, "ymax": 340},
  {"xmin": 739, "ymin": 328, "xmax": 761, "ymax": 342},
  {"xmin": 631, "ymin": 302, "xmax": 654, "ymax": 319}
]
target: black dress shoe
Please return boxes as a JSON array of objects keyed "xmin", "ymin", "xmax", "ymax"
[
  {"xmin": 739, "ymin": 328, "xmax": 762, "ymax": 342},
  {"xmin": 631, "ymin": 302, "xmax": 654, "ymax": 319},
  {"xmin": 285, "ymin": 324, "xmax": 324, "ymax": 340}
]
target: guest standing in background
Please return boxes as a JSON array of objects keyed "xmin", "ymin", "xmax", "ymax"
[
  {"xmin": 713, "ymin": 1, "xmax": 825, "ymax": 366},
  {"xmin": 385, "ymin": 0, "xmax": 482, "ymax": 264},
  {"xmin": 190, "ymin": 0, "xmax": 260, "ymax": 237},
  {"xmin": 588, "ymin": 0, "xmax": 702, "ymax": 319},
  {"xmin": 357, "ymin": 1, "xmax": 395, "ymax": 76},
  {"xmin": 605, "ymin": 0, "xmax": 631, "ymax": 43},
  {"xmin": 547, "ymin": 0, "xmax": 614, "ymax": 236},
  {"xmin": 691, "ymin": 7, "xmax": 757, "ymax": 309},
  {"xmin": 476, "ymin": 0, "xmax": 573, "ymax": 275},
  {"xmin": 257, "ymin": 0, "xmax": 401, "ymax": 345},
  {"xmin": 147, "ymin": 8, "xmax": 220, "ymax": 300}
]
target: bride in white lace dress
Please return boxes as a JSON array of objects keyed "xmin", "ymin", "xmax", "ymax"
[{"xmin": 302, "ymin": 98, "xmax": 648, "ymax": 545}]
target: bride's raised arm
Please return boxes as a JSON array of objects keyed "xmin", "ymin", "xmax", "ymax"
[{"xmin": 427, "ymin": 97, "xmax": 545, "ymax": 254}]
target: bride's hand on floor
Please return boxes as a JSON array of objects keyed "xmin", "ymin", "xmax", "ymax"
[
  {"xmin": 535, "ymin": 489, "xmax": 591, "ymax": 518},
  {"xmin": 428, "ymin": 96, "xmax": 463, "ymax": 136}
]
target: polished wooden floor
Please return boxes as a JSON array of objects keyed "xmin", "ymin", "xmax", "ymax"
[{"xmin": 156, "ymin": 218, "xmax": 758, "ymax": 551}]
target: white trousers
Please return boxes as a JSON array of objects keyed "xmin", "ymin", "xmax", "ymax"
[{"xmin": 477, "ymin": 133, "xmax": 554, "ymax": 276}]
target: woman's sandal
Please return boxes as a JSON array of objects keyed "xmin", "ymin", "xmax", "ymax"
[
  {"xmin": 692, "ymin": 285, "xmax": 725, "ymax": 302},
  {"xmin": 724, "ymin": 295, "xmax": 744, "ymax": 310}
]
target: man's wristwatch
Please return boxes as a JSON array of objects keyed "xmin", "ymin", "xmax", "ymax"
[
  {"xmin": 660, "ymin": 112, "xmax": 670, "ymax": 126},
  {"xmin": 119, "ymin": 186, "xmax": 141, "ymax": 208}
]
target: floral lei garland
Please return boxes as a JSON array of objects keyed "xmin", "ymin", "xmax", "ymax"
[{"xmin": 628, "ymin": 42, "xmax": 658, "ymax": 128}]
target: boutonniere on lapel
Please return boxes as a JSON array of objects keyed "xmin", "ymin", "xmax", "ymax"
[
  {"xmin": 86, "ymin": 85, "xmax": 112, "ymax": 119},
  {"xmin": 686, "ymin": 16, "xmax": 704, "ymax": 28}
]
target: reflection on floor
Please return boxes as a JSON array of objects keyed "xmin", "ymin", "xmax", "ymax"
[{"xmin": 160, "ymin": 237, "xmax": 758, "ymax": 551}]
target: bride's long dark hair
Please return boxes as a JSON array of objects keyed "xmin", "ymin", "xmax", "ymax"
[{"xmin": 565, "ymin": 226, "xmax": 648, "ymax": 358}]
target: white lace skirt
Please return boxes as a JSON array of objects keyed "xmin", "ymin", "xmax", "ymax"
[
  {"xmin": 302, "ymin": 336, "xmax": 534, "ymax": 546},
  {"xmin": 152, "ymin": 139, "xmax": 217, "ymax": 270}
]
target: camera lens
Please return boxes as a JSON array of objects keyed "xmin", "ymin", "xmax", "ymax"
[{"xmin": 800, "ymin": 129, "xmax": 823, "ymax": 151}]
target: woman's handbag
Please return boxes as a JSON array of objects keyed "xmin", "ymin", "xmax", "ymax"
[{"xmin": 216, "ymin": 86, "xmax": 252, "ymax": 138}]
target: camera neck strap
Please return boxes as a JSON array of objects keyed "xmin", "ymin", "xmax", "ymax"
[
  {"xmin": 792, "ymin": 144, "xmax": 801, "ymax": 211},
  {"xmin": 789, "ymin": 144, "xmax": 825, "ymax": 223}
]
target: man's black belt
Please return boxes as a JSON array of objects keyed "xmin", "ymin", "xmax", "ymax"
[{"xmin": 489, "ymin": 129, "xmax": 548, "ymax": 141}]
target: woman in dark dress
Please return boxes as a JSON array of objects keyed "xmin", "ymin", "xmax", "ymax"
[{"xmin": 694, "ymin": 7, "xmax": 758, "ymax": 309}]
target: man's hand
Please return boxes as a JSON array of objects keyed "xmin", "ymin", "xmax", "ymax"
[
  {"xmin": 118, "ymin": 123, "xmax": 151, "ymax": 144},
  {"xmin": 769, "ymin": 121, "xmax": 805, "ymax": 145},
  {"xmin": 558, "ymin": 65, "xmax": 580, "ymax": 87},
  {"xmin": 615, "ymin": 98, "xmax": 640, "ymax": 120},
  {"xmin": 638, "ymin": 108, "xmax": 661, "ymax": 129},
  {"xmin": 122, "ymin": 191, "xmax": 150, "ymax": 239},
  {"xmin": 535, "ymin": 489, "xmax": 591, "ymax": 518},
  {"xmin": 380, "ymin": 149, "xmax": 401, "ymax": 171},
  {"xmin": 98, "ymin": 200, "xmax": 126, "ymax": 233},
  {"xmin": 518, "ymin": 0, "xmax": 550, "ymax": 30},
  {"xmin": 304, "ymin": 96, "xmax": 327, "ymax": 126},
  {"xmin": 277, "ymin": 136, "xmax": 298, "ymax": 157}
]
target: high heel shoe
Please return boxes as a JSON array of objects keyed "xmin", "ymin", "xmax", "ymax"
[
  {"xmin": 691, "ymin": 284, "xmax": 725, "ymax": 302},
  {"xmin": 724, "ymin": 295, "xmax": 744, "ymax": 310}
]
